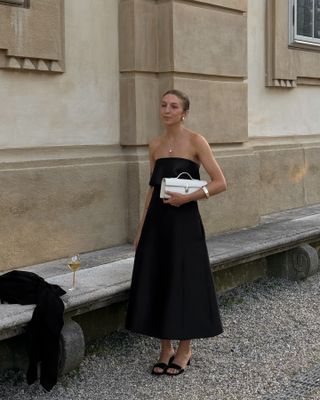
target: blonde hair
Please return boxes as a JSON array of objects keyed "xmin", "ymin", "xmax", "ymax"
[{"xmin": 162, "ymin": 89, "xmax": 190, "ymax": 112}]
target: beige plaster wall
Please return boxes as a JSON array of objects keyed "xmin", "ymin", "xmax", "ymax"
[
  {"xmin": 172, "ymin": 1, "xmax": 247, "ymax": 77},
  {"xmin": 173, "ymin": 77, "xmax": 247, "ymax": 143},
  {"xmin": 252, "ymin": 137, "xmax": 320, "ymax": 214},
  {"xmin": 0, "ymin": 150, "xmax": 128, "ymax": 270},
  {"xmin": 248, "ymin": 0, "xmax": 320, "ymax": 137},
  {"xmin": 0, "ymin": 0, "xmax": 120, "ymax": 148},
  {"xmin": 199, "ymin": 148, "xmax": 260, "ymax": 233},
  {"xmin": 119, "ymin": 0, "xmax": 248, "ymax": 145}
]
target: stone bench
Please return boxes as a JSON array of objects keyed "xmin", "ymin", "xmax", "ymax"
[
  {"xmin": 207, "ymin": 204, "xmax": 320, "ymax": 290},
  {"xmin": 1, "ymin": 204, "xmax": 320, "ymax": 375},
  {"xmin": 0, "ymin": 251, "xmax": 134, "ymax": 375}
]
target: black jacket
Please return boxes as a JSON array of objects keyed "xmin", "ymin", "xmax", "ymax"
[{"xmin": 0, "ymin": 270, "xmax": 66, "ymax": 391}]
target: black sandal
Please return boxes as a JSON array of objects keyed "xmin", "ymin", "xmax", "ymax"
[
  {"xmin": 165, "ymin": 358, "xmax": 191, "ymax": 376},
  {"xmin": 151, "ymin": 355, "xmax": 174, "ymax": 375}
]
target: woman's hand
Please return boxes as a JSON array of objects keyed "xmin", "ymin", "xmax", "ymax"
[
  {"xmin": 133, "ymin": 226, "xmax": 142, "ymax": 249},
  {"xmin": 163, "ymin": 191, "xmax": 190, "ymax": 207}
]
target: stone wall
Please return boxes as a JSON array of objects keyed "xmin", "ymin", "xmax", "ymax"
[
  {"xmin": 0, "ymin": 0, "xmax": 122, "ymax": 270},
  {"xmin": 119, "ymin": 0, "xmax": 255, "ymax": 239},
  {"xmin": 248, "ymin": 0, "xmax": 320, "ymax": 215},
  {"xmin": 248, "ymin": 0, "xmax": 320, "ymax": 136},
  {"xmin": 0, "ymin": 0, "xmax": 319, "ymax": 271}
]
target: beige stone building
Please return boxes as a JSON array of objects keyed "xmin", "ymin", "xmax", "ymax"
[{"xmin": 0, "ymin": 0, "xmax": 319, "ymax": 272}]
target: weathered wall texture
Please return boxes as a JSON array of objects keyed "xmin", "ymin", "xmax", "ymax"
[
  {"xmin": 0, "ymin": 0, "xmax": 64, "ymax": 73},
  {"xmin": 0, "ymin": 0, "xmax": 119, "ymax": 148},
  {"xmin": 0, "ymin": 148, "xmax": 128, "ymax": 270},
  {"xmin": 119, "ymin": 0, "xmax": 248, "ymax": 145},
  {"xmin": 248, "ymin": 0, "xmax": 320, "ymax": 137},
  {"xmin": 0, "ymin": 0, "xmax": 319, "ymax": 271},
  {"xmin": 119, "ymin": 0, "xmax": 254, "ymax": 240},
  {"xmin": 0, "ymin": 0, "xmax": 122, "ymax": 270},
  {"xmin": 247, "ymin": 0, "xmax": 320, "ymax": 215}
]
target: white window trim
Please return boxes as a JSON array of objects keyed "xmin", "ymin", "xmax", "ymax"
[{"xmin": 289, "ymin": 0, "xmax": 320, "ymax": 49}]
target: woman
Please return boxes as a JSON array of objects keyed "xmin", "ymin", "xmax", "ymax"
[{"xmin": 125, "ymin": 89, "xmax": 227, "ymax": 376}]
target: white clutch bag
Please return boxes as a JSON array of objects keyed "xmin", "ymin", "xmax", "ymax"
[{"xmin": 160, "ymin": 172, "xmax": 207, "ymax": 199}]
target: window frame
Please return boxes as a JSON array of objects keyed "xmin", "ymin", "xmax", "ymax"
[
  {"xmin": 0, "ymin": 0, "xmax": 29, "ymax": 7},
  {"xmin": 289, "ymin": 0, "xmax": 320, "ymax": 49}
]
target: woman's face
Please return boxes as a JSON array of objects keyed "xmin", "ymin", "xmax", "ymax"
[{"xmin": 160, "ymin": 94, "xmax": 186, "ymax": 126}]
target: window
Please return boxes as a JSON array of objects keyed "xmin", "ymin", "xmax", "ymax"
[
  {"xmin": 289, "ymin": 0, "xmax": 320, "ymax": 48},
  {"xmin": 0, "ymin": 0, "xmax": 28, "ymax": 6}
]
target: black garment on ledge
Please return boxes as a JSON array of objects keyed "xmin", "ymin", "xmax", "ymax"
[
  {"xmin": 125, "ymin": 157, "xmax": 223, "ymax": 340},
  {"xmin": 0, "ymin": 270, "xmax": 66, "ymax": 391}
]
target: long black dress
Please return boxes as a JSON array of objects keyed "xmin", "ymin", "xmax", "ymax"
[{"xmin": 125, "ymin": 157, "xmax": 223, "ymax": 340}]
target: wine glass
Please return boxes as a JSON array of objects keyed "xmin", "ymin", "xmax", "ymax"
[{"xmin": 67, "ymin": 254, "xmax": 80, "ymax": 291}]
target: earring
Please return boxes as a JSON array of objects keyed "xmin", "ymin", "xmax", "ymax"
[{"xmin": 182, "ymin": 116, "xmax": 185, "ymax": 121}]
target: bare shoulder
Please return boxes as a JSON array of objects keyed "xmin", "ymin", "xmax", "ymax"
[{"xmin": 189, "ymin": 131, "xmax": 210, "ymax": 150}]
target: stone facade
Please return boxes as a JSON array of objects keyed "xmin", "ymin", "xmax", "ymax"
[
  {"xmin": 0, "ymin": 0, "xmax": 319, "ymax": 271},
  {"xmin": 0, "ymin": 0, "xmax": 64, "ymax": 72}
]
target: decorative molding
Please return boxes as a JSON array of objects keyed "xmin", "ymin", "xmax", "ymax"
[
  {"xmin": 0, "ymin": 145, "xmax": 146, "ymax": 170},
  {"xmin": 271, "ymin": 79, "xmax": 297, "ymax": 88},
  {"xmin": 171, "ymin": 0, "xmax": 247, "ymax": 14},
  {"xmin": 290, "ymin": 245, "xmax": 319, "ymax": 280},
  {"xmin": 249, "ymin": 134, "xmax": 320, "ymax": 149},
  {"xmin": 266, "ymin": 0, "xmax": 320, "ymax": 88},
  {"xmin": 267, "ymin": 244, "xmax": 320, "ymax": 280},
  {"xmin": 0, "ymin": 0, "xmax": 64, "ymax": 73},
  {"xmin": 297, "ymin": 77, "xmax": 320, "ymax": 86},
  {"xmin": 0, "ymin": 51, "xmax": 63, "ymax": 72}
]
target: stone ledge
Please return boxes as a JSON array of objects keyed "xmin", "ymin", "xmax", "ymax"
[
  {"xmin": 0, "ymin": 258, "xmax": 133, "ymax": 341},
  {"xmin": 1, "ymin": 204, "xmax": 320, "ymax": 342},
  {"xmin": 209, "ymin": 212, "xmax": 320, "ymax": 270}
]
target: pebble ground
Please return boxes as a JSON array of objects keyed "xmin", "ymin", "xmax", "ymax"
[{"xmin": 1, "ymin": 274, "xmax": 320, "ymax": 400}]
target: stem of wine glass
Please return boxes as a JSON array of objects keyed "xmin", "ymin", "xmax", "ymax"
[{"xmin": 72, "ymin": 270, "xmax": 76, "ymax": 289}]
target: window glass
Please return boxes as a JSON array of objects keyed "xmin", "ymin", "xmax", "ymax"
[
  {"xmin": 290, "ymin": 0, "xmax": 320, "ymax": 47},
  {"xmin": 0, "ymin": 0, "xmax": 25, "ymax": 5},
  {"xmin": 315, "ymin": 0, "xmax": 320, "ymax": 38},
  {"xmin": 297, "ymin": 0, "xmax": 313, "ymax": 37}
]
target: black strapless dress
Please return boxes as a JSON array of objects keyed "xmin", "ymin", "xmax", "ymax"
[{"xmin": 125, "ymin": 157, "xmax": 223, "ymax": 340}]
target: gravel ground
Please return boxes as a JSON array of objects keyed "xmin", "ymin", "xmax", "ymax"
[{"xmin": 1, "ymin": 274, "xmax": 320, "ymax": 400}]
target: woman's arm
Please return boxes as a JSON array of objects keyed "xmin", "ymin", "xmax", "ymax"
[{"xmin": 190, "ymin": 133, "xmax": 227, "ymax": 200}]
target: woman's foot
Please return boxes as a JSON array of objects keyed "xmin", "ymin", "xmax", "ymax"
[
  {"xmin": 165, "ymin": 350, "xmax": 192, "ymax": 376},
  {"xmin": 152, "ymin": 351, "xmax": 175, "ymax": 375}
]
